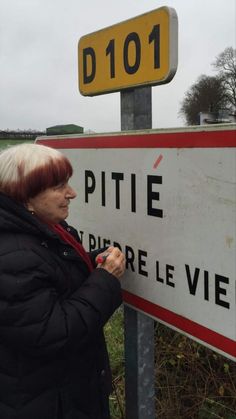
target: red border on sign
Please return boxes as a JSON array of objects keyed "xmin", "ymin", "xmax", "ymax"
[
  {"xmin": 36, "ymin": 129, "xmax": 236, "ymax": 148},
  {"xmin": 123, "ymin": 290, "xmax": 236, "ymax": 358},
  {"xmin": 36, "ymin": 128, "xmax": 236, "ymax": 359}
]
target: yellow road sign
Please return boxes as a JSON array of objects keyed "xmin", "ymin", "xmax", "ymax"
[{"xmin": 78, "ymin": 7, "xmax": 178, "ymax": 96}]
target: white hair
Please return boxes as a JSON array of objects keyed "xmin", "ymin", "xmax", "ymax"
[
  {"xmin": 0, "ymin": 143, "xmax": 73, "ymax": 202},
  {"xmin": 0, "ymin": 143, "xmax": 63, "ymax": 184}
]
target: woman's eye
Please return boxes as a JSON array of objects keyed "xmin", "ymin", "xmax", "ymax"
[{"xmin": 54, "ymin": 182, "xmax": 66, "ymax": 190}]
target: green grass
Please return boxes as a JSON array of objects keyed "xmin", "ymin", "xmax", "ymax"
[
  {"xmin": 104, "ymin": 307, "xmax": 125, "ymax": 419},
  {"xmin": 0, "ymin": 139, "xmax": 33, "ymax": 150}
]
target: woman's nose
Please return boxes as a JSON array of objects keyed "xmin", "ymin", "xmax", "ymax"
[{"xmin": 66, "ymin": 184, "xmax": 77, "ymax": 199}]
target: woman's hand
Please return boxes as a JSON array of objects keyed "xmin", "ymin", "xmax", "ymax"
[{"xmin": 96, "ymin": 246, "xmax": 126, "ymax": 279}]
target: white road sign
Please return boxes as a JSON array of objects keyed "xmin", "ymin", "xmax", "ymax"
[{"xmin": 37, "ymin": 124, "xmax": 236, "ymax": 360}]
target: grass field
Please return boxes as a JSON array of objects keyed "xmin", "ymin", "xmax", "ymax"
[{"xmin": 0, "ymin": 138, "xmax": 33, "ymax": 150}]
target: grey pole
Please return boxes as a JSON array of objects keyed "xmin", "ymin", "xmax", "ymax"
[
  {"xmin": 120, "ymin": 87, "xmax": 152, "ymax": 130},
  {"xmin": 120, "ymin": 86, "xmax": 156, "ymax": 419}
]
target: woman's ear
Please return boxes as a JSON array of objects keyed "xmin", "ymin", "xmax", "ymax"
[{"xmin": 25, "ymin": 200, "xmax": 34, "ymax": 212}]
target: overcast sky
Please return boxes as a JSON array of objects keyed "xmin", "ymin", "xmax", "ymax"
[{"xmin": 0, "ymin": 0, "xmax": 235, "ymax": 133}]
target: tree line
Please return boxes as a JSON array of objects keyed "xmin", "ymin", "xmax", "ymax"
[{"xmin": 0, "ymin": 129, "xmax": 46, "ymax": 140}]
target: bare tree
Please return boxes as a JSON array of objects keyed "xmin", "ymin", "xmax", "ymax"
[
  {"xmin": 179, "ymin": 47, "xmax": 236, "ymax": 125},
  {"xmin": 179, "ymin": 75, "xmax": 227, "ymax": 125},
  {"xmin": 212, "ymin": 47, "xmax": 236, "ymax": 113}
]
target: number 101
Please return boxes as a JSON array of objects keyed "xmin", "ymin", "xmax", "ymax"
[{"xmin": 82, "ymin": 24, "xmax": 160, "ymax": 84}]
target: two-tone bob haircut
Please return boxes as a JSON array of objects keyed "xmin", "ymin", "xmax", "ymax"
[{"xmin": 0, "ymin": 143, "xmax": 73, "ymax": 203}]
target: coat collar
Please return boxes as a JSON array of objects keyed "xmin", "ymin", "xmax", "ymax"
[{"xmin": 0, "ymin": 192, "xmax": 59, "ymax": 240}]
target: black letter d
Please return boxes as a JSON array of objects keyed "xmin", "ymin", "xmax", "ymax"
[{"xmin": 83, "ymin": 47, "xmax": 96, "ymax": 84}]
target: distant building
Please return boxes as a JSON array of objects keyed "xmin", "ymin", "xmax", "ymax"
[
  {"xmin": 199, "ymin": 111, "xmax": 236, "ymax": 125},
  {"xmin": 46, "ymin": 124, "xmax": 84, "ymax": 135}
]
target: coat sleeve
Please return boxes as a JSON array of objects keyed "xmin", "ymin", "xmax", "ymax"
[
  {"xmin": 61, "ymin": 221, "xmax": 108, "ymax": 268},
  {"xmin": 0, "ymin": 247, "xmax": 123, "ymax": 358}
]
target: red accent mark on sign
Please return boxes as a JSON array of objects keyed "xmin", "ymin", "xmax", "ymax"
[{"xmin": 153, "ymin": 154, "xmax": 163, "ymax": 169}]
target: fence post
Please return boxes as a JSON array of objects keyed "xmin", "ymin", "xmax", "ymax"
[{"xmin": 120, "ymin": 86, "xmax": 156, "ymax": 419}]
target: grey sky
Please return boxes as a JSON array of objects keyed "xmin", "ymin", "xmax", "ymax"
[{"xmin": 0, "ymin": 0, "xmax": 235, "ymax": 132}]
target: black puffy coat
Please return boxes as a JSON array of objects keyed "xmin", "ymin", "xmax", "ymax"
[{"xmin": 0, "ymin": 193, "xmax": 122, "ymax": 419}]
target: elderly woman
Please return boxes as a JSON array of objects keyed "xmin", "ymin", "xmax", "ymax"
[{"xmin": 0, "ymin": 143, "xmax": 125, "ymax": 419}]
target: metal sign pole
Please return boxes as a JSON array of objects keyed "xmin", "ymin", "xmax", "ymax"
[{"xmin": 121, "ymin": 86, "xmax": 155, "ymax": 419}]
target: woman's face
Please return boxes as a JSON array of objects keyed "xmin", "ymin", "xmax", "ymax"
[{"xmin": 27, "ymin": 181, "xmax": 77, "ymax": 224}]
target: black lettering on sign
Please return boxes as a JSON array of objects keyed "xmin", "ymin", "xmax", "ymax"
[
  {"xmin": 204, "ymin": 270, "xmax": 209, "ymax": 301},
  {"xmin": 131, "ymin": 173, "xmax": 136, "ymax": 213},
  {"xmin": 147, "ymin": 175, "xmax": 163, "ymax": 218},
  {"xmin": 185, "ymin": 265, "xmax": 230, "ymax": 309},
  {"xmin": 89, "ymin": 233, "xmax": 97, "ymax": 251},
  {"xmin": 97, "ymin": 236, "xmax": 102, "ymax": 248},
  {"xmin": 85, "ymin": 170, "xmax": 96, "ymax": 202},
  {"xmin": 186, "ymin": 266, "xmax": 210, "ymax": 301},
  {"xmin": 101, "ymin": 171, "xmax": 106, "ymax": 206},
  {"xmin": 83, "ymin": 47, "xmax": 96, "ymax": 84},
  {"xmin": 106, "ymin": 39, "xmax": 115, "ymax": 78},
  {"xmin": 79, "ymin": 231, "xmax": 84, "ymax": 245},
  {"xmin": 113, "ymin": 241, "xmax": 122, "ymax": 251},
  {"xmin": 166, "ymin": 264, "xmax": 175, "ymax": 287},
  {"xmin": 156, "ymin": 261, "xmax": 164, "ymax": 283},
  {"xmin": 149, "ymin": 24, "xmax": 160, "ymax": 69},
  {"xmin": 103, "ymin": 239, "xmax": 111, "ymax": 247},
  {"xmin": 138, "ymin": 250, "xmax": 148, "ymax": 277},
  {"xmin": 215, "ymin": 275, "xmax": 230, "ymax": 309},
  {"xmin": 125, "ymin": 245, "xmax": 135, "ymax": 272},
  {"xmin": 185, "ymin": 265, "xmax": 200, "ymax": 295},
  {"xmin": 123, "ymin": 32, "xmax": 141, "ymax": 75},
  {"xmin": 156, "ymin": 261, "xmax": 175, "ymax": 287},
  {"xmin": 111, "ymin": 172, "xmax": 124, "ymax": 209}
]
